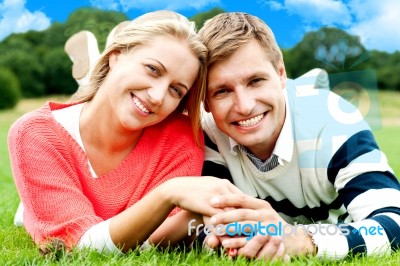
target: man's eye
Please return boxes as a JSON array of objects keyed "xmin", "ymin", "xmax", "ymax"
[{"xmin": 249, "ymin": 78, "xmax": 263, "ymax": 86}]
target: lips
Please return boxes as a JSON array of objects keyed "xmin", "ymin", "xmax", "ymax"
[
  {"xmin": 236, "ymin": 113, "xmax": 265, "ymax": 127},
  {"xmin": 131, "ymin": 94, "xmax": 151, "ymax": 114}
]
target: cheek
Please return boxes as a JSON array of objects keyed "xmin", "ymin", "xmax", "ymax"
[{"xmin": 162, "ymin": 97, "xmax": 182, "ymax": 113}]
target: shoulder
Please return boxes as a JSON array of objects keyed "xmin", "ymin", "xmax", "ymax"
[
  {"xmin": 9, "ymin": 103, "xmax": 53, "ymax": 137},
  {"xmin": 148, "ymin": 112, "xmax": 202, "ymax": 147},
  {"xmin": 8, "ymin": 102, "xmax": 72, "ymax": 146},
  {"xmin": 161, "ymin": 112, "xmax": 192, "ymax": 132}
]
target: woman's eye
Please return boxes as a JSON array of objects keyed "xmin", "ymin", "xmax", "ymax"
[
  {"xmin": 170, "ymin": 86, "xmax": 183, "ymax": 98},
  {"xmin": 147, "ymin": 65, "xmax": 159, "ymax": 75},
  {"xmin": 214, "ymin": 88, "xmax": 229, "ymax": 96}
]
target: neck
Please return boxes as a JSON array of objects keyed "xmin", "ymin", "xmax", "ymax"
[{"xmin": 80, "ymin": 101, "xmax": 143, "ymax": 154}]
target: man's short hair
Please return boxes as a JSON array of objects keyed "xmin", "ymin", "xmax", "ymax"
[{"xmin": 199, "ymin": 12, "xmax": 283, "ymax": 72}]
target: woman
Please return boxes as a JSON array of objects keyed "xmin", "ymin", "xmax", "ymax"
[{"xmin": 8, "ymin": 10, "xmax": 241, "ymax": 253}]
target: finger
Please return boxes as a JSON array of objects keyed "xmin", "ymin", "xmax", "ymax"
[
  {"xmin": 221, "ymin": 236, "xmax": 248, "ymax": 249},
  {"xmin": 283, "ymin": 254, "xmax": 291, "ymax": 263},
  {"xmin": 270, "ymin": 242, "xmax": 285, "ymax": 261},
  {"xmin": 198, "ymin": 206, "xmax": 226, "ymax": 218},
  {"xmin": 205, "ymin": 234, "xmax": 220, "ymax": 249},
  {"xmin": 227, "ymin": 248, "xmax": 238, "ymax": 258},
  {"xmin": 255, "ymin": 236, "xmax": 283, "ymax": 261},
  {"xmin": 237, "ymin": 234, "xmax": 271, "ymax": 259},
  {"xmin": 221, "ymin": 179, "xmax": 245, "ymax": 195},
  {"xmin": 210, "ymin": 208, "xmax": 263, "ymax": 225},
  {"xmin": 210, "ymin": 194, "xmax": 270, "ymax": 209}
]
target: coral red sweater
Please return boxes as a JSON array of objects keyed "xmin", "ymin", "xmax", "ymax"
[{"xmin": 8, "ymin": 102, "xmax": 204, "ymax": 248}]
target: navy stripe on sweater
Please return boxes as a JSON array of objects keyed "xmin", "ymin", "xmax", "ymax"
[
  {"xmin": 204, "ymin": 131, "xmax": 219, "ymax": 152},
  {"xmin": 370, "ymin": 215, "xmax": 400, "ymax": 251},
  {"xmin": 261, "ymin": 196, "xmax": 343, "ymax": 222},
  {"xmin": 339, "ymin": 224, "xmax": 367, "ymax": 255},
  {"xmin": 328, "ymin": 130, "xmax": 379, "ymax": 184},
  {"xmin": 368, "ymin": 207, "xmax": 400, "ymax": 218},
  {"xmin": 338, "ymin": 171, "xmax": 400, "ymax": 208},
  {"xmin": 202, "ymin": 161, "xmax": 233, "ymax": 184}
]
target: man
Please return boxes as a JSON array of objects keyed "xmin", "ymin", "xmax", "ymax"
[{"xmin": 198, "ymin": 12, "xmax": 400, "ymax": 260}]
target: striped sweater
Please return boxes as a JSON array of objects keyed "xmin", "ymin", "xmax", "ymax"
[{"xmin": 202, "ymin": 79, "xmax": 400, "ymax": 259}]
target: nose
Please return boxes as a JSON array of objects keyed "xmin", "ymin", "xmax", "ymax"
[
  {"xmin": 147, "ymin": 82, "xmax": 168, "ymax": 106},
  {"xmin": 233, "ymin": 87, "xmax": 255, "ymax": 115}
]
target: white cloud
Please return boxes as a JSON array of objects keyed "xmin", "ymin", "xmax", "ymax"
[
  {"xmin": 347, "ymin": 0, "xmax": 400, "ymax": 53},
  {"xmin": 265, "ymin": 0, "xmax": 400, "ymax": 52},
  {"xmin": 89, "ymin": 0, "xmax": 220, "ymax": 12},
  {"xmin": 89, "ymin": 0, "xmax": 120, "ymax": 11},
  {"xmin": 265, "ymin": 0, "xmax": 352, "ymax": 26},
  {"xmin": 0, "ymin": 0, "xmax": 51, "ymax": 41},
  {"xmin": 264, "ymin": 0, "xmax": 284, "ymax": 10}
]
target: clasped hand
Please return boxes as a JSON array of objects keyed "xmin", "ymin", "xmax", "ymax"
[{"xmin": 203, "ymin": 194, "xmax": 315, "ymax": 261}]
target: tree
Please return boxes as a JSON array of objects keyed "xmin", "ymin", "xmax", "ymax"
[
  {"xmin": 0, "ymin": 67, "xmax": 21, "ymax": 109},
  {"xmin": 43, "ymin": 47, "xmax": 78, "ymax": 95},
  {"xmin": 63, "ymin": 8, "xmax": 128, "ymax": 51},
  {"xmin": 286, "ymin": 27, "xmax": 368, "ymax": 78},
  {"xmin": 0, "ymin": 49, "xmax": 45, "ymax": 97}
]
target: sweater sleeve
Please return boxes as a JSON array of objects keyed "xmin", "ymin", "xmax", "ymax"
[
  {"xmin": 312, "ymin": 130, "xmax": 400, "ymax": 259},
  {"xmin": 8, "ymin": 114, "xmax": 103, "ymax": 248}
]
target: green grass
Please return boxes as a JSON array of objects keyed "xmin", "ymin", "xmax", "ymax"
[{"xmin": 1, "ymin": 93, "xmax": 400, "ymax": 265}]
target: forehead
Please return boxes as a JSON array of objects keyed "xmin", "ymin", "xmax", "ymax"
[{"xmin": 207, "ymin": 40, "xmax": 274, "ymax": 86}]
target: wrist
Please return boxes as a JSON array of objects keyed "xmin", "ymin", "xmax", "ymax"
[
  {"xmin": 158, "ymin": 179, "xmax": 178, "ymax": 208},
  {"xmin": 283, "ymin": 226, "xmax": 317, "ymax": 257}
]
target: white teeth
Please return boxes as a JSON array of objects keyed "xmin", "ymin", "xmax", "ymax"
[
  {"xmin": 237, "ymin": 114, "xmax": 264, "ymax": 127},
  {"xmin": 133, "ymin": 96, "xmax": 150, "ymax": 113}
]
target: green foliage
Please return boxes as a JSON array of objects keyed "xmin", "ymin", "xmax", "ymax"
[
  {"xmin": 190, "ymin": 7, "xmax": 225, "ymax": 29},
  {"xmin": 0, "ymin": 49, "xmax": 45, "ymax": 97},
  {"xmin": 63, "ymin": 7, "xmax": 128, "ymax": 51},
  {"xmin": 286, "ymin": 27, "xmax": 367, "ymax": 77},
  {"xmin": 0, "ymin": 7, "xmax": 128, "ymax": 98},
  {"xmin": 0, "ymin": 68, "xmax": 21, "ymax": 110},
  {"xmin": 363, "ymin": 50, "xmax": 400, "ymax": 91},
  {"xmin": 43, "ymin": 47, "xmax": 78, "ymax": 95}
]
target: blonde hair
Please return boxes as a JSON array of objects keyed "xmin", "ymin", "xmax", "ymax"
[
  {"xmin": 199, "ymin": 12, "xmax": 283, "ymax": 72},
  {"xmin": 70, "ymin": 10, "xmax": 207, "ymax": 145}
]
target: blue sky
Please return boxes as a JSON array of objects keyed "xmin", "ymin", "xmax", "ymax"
[{"xmin": 1, "ymin": 0, "xmax": 399, "ymax": 53}]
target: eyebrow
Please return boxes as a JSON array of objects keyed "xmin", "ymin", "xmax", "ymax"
[
  {"xmin": 148, "ymin": 58, "xmax": 167, "ymax": 72},
  {"xmin": 208, "ymin": 71, "xmax": 270, "ymax": 91}
]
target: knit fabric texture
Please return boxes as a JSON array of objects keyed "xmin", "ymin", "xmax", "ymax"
[{"xmin": 8, "ymin": 102, "xmax": 204, "ymax": 248}]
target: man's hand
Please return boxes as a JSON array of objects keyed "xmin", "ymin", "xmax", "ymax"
[{"xmin": 207, "ymin": 194, "xmax": 315, "ymax": 260}]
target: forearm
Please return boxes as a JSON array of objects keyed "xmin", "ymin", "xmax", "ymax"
[
  {"xmin": 149, "ymin": 210, "xmax": 203, "ymax": 248},
  {"xmin": 109, "ymin": 184, "xmax": 175, "ymax": 252}
]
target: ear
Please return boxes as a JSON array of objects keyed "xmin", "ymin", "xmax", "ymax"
[
  {"xmin": 278, "ymin": 60, "xmax": 287, "ymax": 89},
  {"xmin": 108, "ymin": 50, "xmax": 121, "ymax": 69}
]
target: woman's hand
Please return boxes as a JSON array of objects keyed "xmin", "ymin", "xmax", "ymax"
[{"xmin": 160, "ymin": 176, "xmax": 244, "ymax": 217}]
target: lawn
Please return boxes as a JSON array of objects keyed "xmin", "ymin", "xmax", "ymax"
[{"xmin": 0, "ymin": 92, "xmax": 399, "ymax": 265}]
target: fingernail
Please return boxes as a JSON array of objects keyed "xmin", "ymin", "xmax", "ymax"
[
  {"xmin": 209, "ymin": 217, "xmax": 216, "ymax": 224},
  {"xmin": 222, "ymin": 239, "xmax": 231, "ymax": 246},
  {"xmin": 210, "ymin": 196, "xmax": 220, "ymax": 206}
]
